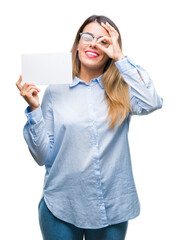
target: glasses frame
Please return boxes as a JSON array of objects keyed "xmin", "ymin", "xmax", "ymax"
[{"xmin": 79, "ymin": 32, "xmax": 109, "ymax": 47}]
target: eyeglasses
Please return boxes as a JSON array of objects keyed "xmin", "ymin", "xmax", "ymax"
[{"xmin": 79, "ymin": 32, "xmax": 109, "ymax": 48}]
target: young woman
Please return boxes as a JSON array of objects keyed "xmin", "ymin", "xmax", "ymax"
[{"xmin": 16, "ymin": 15, "xmax": 163, "ymax": 240}]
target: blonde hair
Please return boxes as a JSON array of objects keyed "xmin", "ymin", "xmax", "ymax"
[{"xmin": 71, "ymin": 15, "xmax": 132, "ymax": 130}]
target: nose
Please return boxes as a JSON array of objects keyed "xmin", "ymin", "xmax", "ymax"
[{"xmin": 89, "ymin": 37, "xmax": 97, "ymax": 48}]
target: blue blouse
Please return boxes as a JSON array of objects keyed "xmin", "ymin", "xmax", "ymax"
[{"xmin": 23, "ymin": 56, "xmax": 163, "ymax": 229}]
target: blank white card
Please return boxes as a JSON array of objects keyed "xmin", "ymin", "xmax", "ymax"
[{"xmin": 21, "ymin": 52, "xmax": 72, "ymax": 85}]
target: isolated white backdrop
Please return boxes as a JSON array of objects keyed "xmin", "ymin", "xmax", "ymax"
[{"xmin": 0, "ymin": 0, "xmax": 178, "ymax": 239}]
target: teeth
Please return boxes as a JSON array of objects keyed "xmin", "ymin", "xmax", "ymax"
[{"xmin": 86, "ymin": 52, "xmax": 98, "ymax": 56}]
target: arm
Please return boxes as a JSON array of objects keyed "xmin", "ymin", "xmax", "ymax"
[
  {"xmin": 95, "ymin": 22, "xmax": 163, "ymax": 115},
  {"xmin": 23, "ymin": 86, "xmax": 54, "ymax": 166},
  {"xmin": 115, "ymin": 57, "xmax": 163, "ymax": 115}
]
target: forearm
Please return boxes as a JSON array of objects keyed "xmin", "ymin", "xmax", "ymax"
[
  {"xmin": 115, "ymin": 57, "xmax": 163, "ymax": 115},
  {"xmin": 23, "ymin": 106, "xmax": 54, "ymax": 166}
]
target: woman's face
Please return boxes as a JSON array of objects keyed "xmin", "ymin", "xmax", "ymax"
[{"xmin": 77, "ymin": 22, "xmax": 110, "ymax": 74}]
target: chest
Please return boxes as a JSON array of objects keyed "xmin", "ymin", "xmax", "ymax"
[{"xmin": 52, "ymin": 85, "xmax": 109, "ymax": 129}]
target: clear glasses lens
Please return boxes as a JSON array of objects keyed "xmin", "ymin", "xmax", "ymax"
[
  {"xmin": 81, "ymin": 33, "xmax": 93, "ymax": 43},
  {"xmin": 80, "ymin": 33, "xmax": 109, "ymax": 48}
]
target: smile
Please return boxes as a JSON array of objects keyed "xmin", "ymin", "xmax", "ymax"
[{"xmin": 85, "ymin": 51, "xmax": 99, "ymax": 58}]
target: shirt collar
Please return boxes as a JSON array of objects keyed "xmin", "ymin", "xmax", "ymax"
[{"xmin": 69, "ymin": 74, "xmax": 104, "ymax": 89}]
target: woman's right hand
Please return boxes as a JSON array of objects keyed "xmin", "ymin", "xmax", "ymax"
[{"xmin": 16, "ymin": 75, "xmax": 40, "ymax": 112}]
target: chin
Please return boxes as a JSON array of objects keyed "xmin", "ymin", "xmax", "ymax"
[{"xmin": 82, "ymin": 59, "xmax": 106, "ymax": 70}]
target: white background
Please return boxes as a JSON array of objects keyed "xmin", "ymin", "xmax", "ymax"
[{"xmin": 0, "ymin": 0, "xmax": 178, "ymax": 239}]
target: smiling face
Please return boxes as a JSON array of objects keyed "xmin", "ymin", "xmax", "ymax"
[{"xmin": 77, "ymin": 22, "xmax": 110, "ymax": 76}]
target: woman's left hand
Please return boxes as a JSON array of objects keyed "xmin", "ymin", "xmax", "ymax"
[{"xmin": 96, "ymin": 22, "xmax": 125, "ymax": 61}]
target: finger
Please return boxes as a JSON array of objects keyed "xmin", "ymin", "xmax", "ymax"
[
  {"xmin": 22, "ymin": 82, "xmax": 40, "ymax": 92},
  {"xmin": 95, "ymin": 43, "xmax": 108, "ymax": 53},
  {"xmin": 21, "ymin": 87, "xmax": 39, "ymax": 98},
  {"xmin": 16, "ymin": 75, "xmax": 23, "ymax": 91},
  {"xmin": 101, "ymin": 22, "xmax": 114, "ymax": 35},
  {"xmin": 29, "ymin": 88, "xmax": 39, "ymax": 96},
  {"xmin": 106, "ymin": 22, "xmax": 117, "ymax": 32},
  {"xmin": 26, "ymin": 85, "xmax": 40, "ymax": 93},
  {"xmin": 21, "ymin": 86, "xmax": 40, "ymax": 98},
  {"xmin": 102, "ymin": 22, "xmax": 118, "ymax": 37},
  {"xmin": 97, "ymin": 36, "xmax": 112, "ymax": 45}
]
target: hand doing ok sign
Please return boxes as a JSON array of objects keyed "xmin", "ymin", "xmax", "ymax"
[{"xmin": 96, "ymin": 22, "xmax": 125, "ymax": 61}]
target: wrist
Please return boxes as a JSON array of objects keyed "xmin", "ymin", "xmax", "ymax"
[
  {"xmin": 114, "ymin": 53, "xmax": 125, "ymax": 62},
  {"xmin": 30, "ymin": 105, "xmax": 39, "ymax": 112}
]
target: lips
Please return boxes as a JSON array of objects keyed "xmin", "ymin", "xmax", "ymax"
[{"xmin": 85, "ymin": 50, "xmax": 99, "ymax": 58}]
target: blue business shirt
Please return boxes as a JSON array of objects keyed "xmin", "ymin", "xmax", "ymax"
[{"xmin": 23, "ymin": 57, "xmax": 163, "ymax": 229}]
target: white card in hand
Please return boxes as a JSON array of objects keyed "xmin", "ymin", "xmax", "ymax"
[{"xmin": 21, "ymin": 52, "xmax": 72, "ymax": 85}]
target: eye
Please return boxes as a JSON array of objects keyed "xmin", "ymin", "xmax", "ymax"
[
  {"xmin": 101, "ymin": 40, "xmax": 108, "ymax": 45},
  {"xmin": 82, "ymin": 33, "xmax": 93, "ymax": 41}
]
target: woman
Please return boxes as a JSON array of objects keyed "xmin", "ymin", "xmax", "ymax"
[{"xmin": 16, "ymin": 15, "xmax": 163, "ymax": 240}]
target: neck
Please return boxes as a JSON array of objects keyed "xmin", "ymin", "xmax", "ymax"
[{"xmin": 79, "ymin": 66, "xmax": 104, "ymax": 84}]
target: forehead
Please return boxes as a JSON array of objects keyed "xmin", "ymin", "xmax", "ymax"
[{"xmin": 82, "ymin": 22, "xmax": 110, "ymax": 36}]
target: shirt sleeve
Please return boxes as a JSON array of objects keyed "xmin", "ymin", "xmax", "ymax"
[
  {"xmin": 23, "ymin": 86, "xmax": 54, "ymax": 166},
  {"xmin": 115, "ymin": 57, "xmax": 163, "ymax": 115}
]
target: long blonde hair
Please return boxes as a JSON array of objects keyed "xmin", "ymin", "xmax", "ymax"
[{"xmin": 71, "ymin": 15, "xmax": 132, "ymax": 130}]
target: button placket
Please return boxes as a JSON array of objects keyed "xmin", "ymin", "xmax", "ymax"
[{"xmin": 87, "ymin": 84, "xmax": 108, "ymax": 225}]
